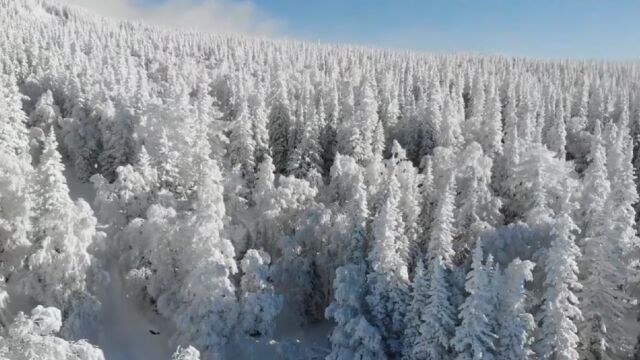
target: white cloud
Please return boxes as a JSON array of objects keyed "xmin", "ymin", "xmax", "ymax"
[{"xmin": 60, "ymin": 0, "xmax": 284, "ymax": 35}]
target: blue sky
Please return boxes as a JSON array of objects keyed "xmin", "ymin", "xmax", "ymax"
[{"xmin": 89, "ymin": 0, "xmax": 640, "ymax": 59}]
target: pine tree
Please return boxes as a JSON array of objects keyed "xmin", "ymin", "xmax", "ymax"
[
  {"xmin": 547, "ymin": 94, "xmax": 567, "ymax": 159},
  {"xmin": 26, "ymin": 131, "xmax": 97, "ymax": 313},
  {"xmin": 580, "ymin": 120, "xmax": 638, "ymax": 359},
  {"xmin": 352, "ymin": 76, "xmax": 378, "ymax": 165},
  {"xmin": 29, "ymin": 90, "xmax": 61, "ymax": 132},
  {"xmin": 452, "ymin": 240, "xmax": 497, "ymax": 360},
  {"xmin": 250, "ymin": 81, "xmax": 271, "ymax": 164},
  {"xmin": 329, "ymin": 154, "xmax": 369, "ymax": 264},
  {"xmin": 366, "ymin": 166, "xmax": 409, "ymax": 355},
  {"xmin": 268, "ymin": 73, "xmax": 291, "ymax": 173},
  {"xmin": 0, "ymin": 73, "xmax": 30, "ymax": 156},
  {"xmin": 499, "ymin": 80, "xmax": 521, "ymax": 200},
  {"xmin": 579, "ymin": 120, "xmax": 610, "ymax": 238},
  {"xmin": 403, "ymin": 259, "xmax": 429, "ymax": 360},
  {"xmin": 537, "ymin": 196, "xmax": 582, "ymax": 360},
  {"xmin": 96, "ymin": 96, "xmax": 134, "ymax": 181},
  {"xmin": 174, "ymin": 158, "xmax": 239, "ymax": 353},
  {"xmin": 413, "ymin": 175, "xmax": 458, "ymax": 360},
  {"xmin": 253, "ymin": 154, "xmax": 276, "ymax": 215},
  {"xmin": 497, "ymin": 259, "xmax": 536, "ymax": 360},
  {"xmin": 392, "ymin": 141, "xmax": 421, "ymax": 266},
  {"xmin": 287, "ymin": 106, "xmax": 323, "ymax": 180},
  {"xmin": 321, "ymin": 81, "xmax": 340, "ymax": 177},
  {"xmin": 238, "ymin": 249, "xmax": 282, "ymax": 337},
  {"xmin": 417, "ymin": 156, "xmax": 435, "ymax": 255},
  {"xmin": 440, "ymin": 93, "xmax": 463, "ymax": 149},
  {"xmin": 455, "ymin": 143, "xmax": 503, "ymax": 252},
  {"xmin": 326, "ymin": 264, "xmax": 385, "ymax": 360},
  {"xmin": 229, "ymin": 98, "xmax": 256, "ymax": 184},
  {"xmin": 427, "ymin": 173, "xmax": 457, "ymax": 265},
  {"xmin": 417, "ymin": 257, "xmax": 457, "ymax": 360},
  {"xmin": 421, "ymin": 75, "xmax": 443, "ymax": 155},
  {"xmin": 479, "ymin": 76, "xmax": 503, "ymax": 157},
  {"xmin": 0, "ymin": 73, "xmax": 34, "ymax": 277}
]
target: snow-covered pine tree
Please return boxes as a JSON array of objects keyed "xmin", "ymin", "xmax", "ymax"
[
  {"xmin": 454, "ymin": 142, "xmax": 503, "ymax": 255},
  {"xmin": 367, "ymin": 165, "xmax": 409, "ymax": 353},
  {"xmin": 411, "ymin": 174, "xmax": 458, "ymax": 360},
  {"xmin": 391, "ymin": 141, "xmax": 422, "ymax": 267},
  {"xmin": 321, "ymin": 80, "xmax": 340, "ymax": 178},
  {"xmin": 326, "ymin": 264, "xmax": 385, "ymax": 360},
  {"xmin": 547, "ymin": 94, "xmax": 567, "ymax": 160},
  {"xmin": 238, "ymin": 249, "xmax": 282, "ymax": 338},
  {"xmin": 580, "ymin": 117, "xmax": 638, "ymax": 359},
  {"xmin": 537, "ymin": 194, "xmax": 582, "ymax": 360},
  {"xmin": 174, "ymin": 157, "xmax": 239, "ymax": 355},
  {"xmin": 287, "ymin": 105, "xmax": 323, "ymax": 181},
  {"xmin": 329, "ymin": 153, "xmax": 369, "ymax": 265},
  {"xmin": 479, "ymin": 75, "xmax": 503, "ymax": 158},
  {"xmin": 268, "ymin": 72, "xmax": 291, "ymax": 174},
  {"xmin": 403, "ymin": 259, "xmax": 429, "ymax": 360},
  {"xmin": 352, "ymin": 76, "xmax": 379, "ymax": 165},
  {"xmin": 366, "ymin": 165, "xmax": 409, "ymax": 355},
  {"xmin": 229, "ymin": 97, "xmax": 257, "ymax": 185},
  {"xmin": 421, "ymin": 74, "xmax": 443, "ymax": 156},
  {"xmin": 250, "ymin": 80, "xmax": 271, "ymax": 165},
  {"xmin": 0, "ymin": 72, "xmax": 34, "ymax": 278},
  {"xmin": 0, "ymin": 72, "xmax": 30, "ymax": 156},
  {"xmin": 95, "ymin": 96, "xmax": 134, "ymax": 181},
  {"xmin": 452, "ymin": 239, "xmax": 497, "ymax": 360},
  {"xmin": 26, "ymin": 131, "xmax": 98, "ymax": 318},
  {"xmin": 29, "ymin": 90, "xmax": 61, "ymax": 132},
  {"xmin": 496, "ymin": 258, "xmax": 536, "ymax": 360}
]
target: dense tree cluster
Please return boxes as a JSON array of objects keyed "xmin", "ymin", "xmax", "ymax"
[{"xmin": 2, "ymin": 0, "xmax": 640, "ymax": 358}]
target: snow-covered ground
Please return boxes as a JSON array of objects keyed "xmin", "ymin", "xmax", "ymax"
[{"xmin": 97, "ymin": 262, "xmax": 175, "ymax": 360}]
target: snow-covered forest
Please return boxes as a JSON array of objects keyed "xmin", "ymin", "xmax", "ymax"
[{"xmin": 2, "ymin": 0, "xmax": 640, "ymax": 359}]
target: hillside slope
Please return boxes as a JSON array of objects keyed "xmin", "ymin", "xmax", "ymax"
[{"xmin": 2, "ymin": 0, "xmax": 640, "ymax": 359}]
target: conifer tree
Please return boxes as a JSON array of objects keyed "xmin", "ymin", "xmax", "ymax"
[
  {"xmin": 29, "ymin": 90, "xmax": 61, "ymax": 132},
  {"xmin": 250, "ymin": 81, "xmax": 271, "ymax": 164},
  {"xmin": 479, "ymin": 76, "xmax": 503, "ymax": 157},
  {"xmin": 321, "ymin": 81, "xmax": 340, "ymax": 177},
  {"xmin": 0, "ymin": 73, "xmax": 34, "ymax": 277},
  {"xmin": 547, "ymin": 94, "xmax": 567, "ymax": 159},
  {"xmin": 238, "ymin": 249, "xmax": 282, "ymax": 337},
  {"xmin": 497, "ymin": 259, "xmax": 536, "ymax": 360},
  {"xmin": 414, "ymin": 174, "xmax": 458, "ymax": 360},
  {"xmin": 421, "ymin": 75, "xmax": 443, "ymax": 155},
  {"xmin": 26, "ymin": 131, "xmax": 97, "ymax": 314},
  {"xmin": 268, "ymin": 73, "xmax": 291, "ymax": 173},
  {"xmin": 403, "ymin": 259, "xmax": 429, "ymax": 360},
  {"xmin": 366, "ymin": 166, "xmax": 409, "ymax": 355},
  {"xmin": 326, "ymin": 264, "xmax": 385, "ymax": 360},
  {"xmin": 580, "ymin": 120, "xmax": 638, "ymax": 359},
  {"xmin": 229, "ymin": 98, "xmax": 256, "ymax": 184},
  {"xmin": 537, "ymin": 195, "xmax": 582, "ymax": 360},
  {"xmin": 453, "ymin": 240, "xmax": 497, "ymax": 360},
  {"xmin": 174, "ymin": 157, "xmax": 239, "ymax": 354}
]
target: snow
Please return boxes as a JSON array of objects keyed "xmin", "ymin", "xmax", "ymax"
[
  {"xmin": 226, "ymin": 315, "xmax": 331, "ymax": 359},
  {"xmin": 5, "ymin": 1, "xmax": 640, "ymax": 358},
  {"xmin": 64, "ymin": 165, "xmax": 174, "ymax": 359},
  {"xmin": 97, "ymin": 262, "xmax": 175, "ymax": 360},
  {"xmin": 63, "ymin": 164, "xmax": 331, "ymax": 360},
  {"xmin": 65, "ymin": 165, "xmax": 96, "ymax": 203}
]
